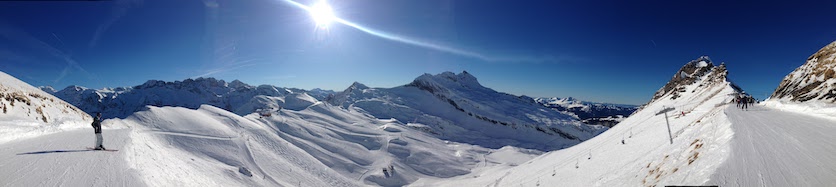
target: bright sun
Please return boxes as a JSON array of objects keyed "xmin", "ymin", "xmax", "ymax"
[{"xmin": 309, "ymin": 1, "xmax": 335, "ymax": 28}]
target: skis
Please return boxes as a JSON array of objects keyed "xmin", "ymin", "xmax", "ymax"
[{"xmin": 86, "ymin": 147, "xmax": 118, "ymax": 152}]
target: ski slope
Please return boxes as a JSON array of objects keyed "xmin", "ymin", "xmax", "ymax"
[
  {"xmin": 0, "ymin": 129, "xmax": 145, "ymax": 186},
  {"xmin": 413, "ymin": 60, "xmax": 741, "ymax": 186},
  {"xmin": 709, "ymin": 105, "xmax": 836, "ymax": 186}
]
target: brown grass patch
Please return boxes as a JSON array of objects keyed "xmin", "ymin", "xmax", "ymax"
[
  {"xmin": 688, "ymin": 152, "xmax": 700, "ymax": 165},
  {"xmin": 36, "ymin": 106, "xmax": 47, "ymax": 123}
]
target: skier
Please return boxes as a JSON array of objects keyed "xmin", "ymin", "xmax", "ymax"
[
  {"xmin": 742, "ymin": 97, "xmax": 749, "ymax": 110},
  {"xmin": 91, "ymin": 112, "xmax": 106, "ymax": 150}
]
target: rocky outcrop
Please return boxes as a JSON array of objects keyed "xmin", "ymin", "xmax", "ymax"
[{"xmin": 772, "ymin": 41, "xmax": 836, "ymax": 103}]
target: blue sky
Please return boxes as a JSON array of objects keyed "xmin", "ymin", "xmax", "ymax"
[{"xmin": 1, "ymin": 0, "xmax": 835, "ymax": 105}]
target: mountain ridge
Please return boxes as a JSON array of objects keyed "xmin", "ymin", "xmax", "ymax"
[{"xmin": 771, "ymin": 40, "xmax": 836, "ymax": 103}]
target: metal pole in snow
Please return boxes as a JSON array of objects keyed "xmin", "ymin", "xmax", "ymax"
[
  {"xmin": 664, "ymin": 112, "xmax": 673, "ymax": 144},
  {"xmin": 656, "ymin": 107, "xmax": 675, "ymax": 144}
]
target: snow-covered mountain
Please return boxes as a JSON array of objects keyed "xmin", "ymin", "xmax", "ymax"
[
  {"xmin": 41, "ymin": 78, "xmax": 315, "ymax": 119},
  {"xmin": 0, "ymin": 71, "xmax": 91, "ymax": 144},
  {"xmin": 533, "ymin": 97, "xmax": 638, "ymax": 127},
  {"xmin": 7, "ymin": 71, "xmax": 546, "ymax": 186},
  {"xmin": 327, "ymin": 71, "xmax": 606, "ymax": 151},
  {"xmin": 43, "ymin": 72, "xmax": 604, "ymax": 151},
  {"xmin": 307, "ymin": 88, "xmax": 337, "ymax": 101},
  {"xmin": 772, "ymin": 41, "xmax": 836, "ymax": 103},
  {"xmin": 417, "ymin": 56, "xmax": 745, "ymax": 186}
]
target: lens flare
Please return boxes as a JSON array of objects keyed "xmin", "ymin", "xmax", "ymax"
[
  {"xmin": 309, "ymin": 1, "xmax": 335, "ymax": 28},
  {"xmin": 278, "ymin": 0, "xmax": 554, "ymax": 63}
]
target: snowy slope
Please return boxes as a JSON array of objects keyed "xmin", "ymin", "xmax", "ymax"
[
  {"xmin": 104, "ymin": 103, "xmax": 539, "ymax": 186},
  {"xmin": 45, "ymin": 72, "xmax": 604, "ymax": 151},
  {"xmin": 0, "ymin": 71, "xmax": 90, "ymax": 144},
  {"xmin": 328, "ymin": 71, "xmax": 606, "ymax": 151},
  {"xmin": 6, "ymin": 70, "xmax": 544, "ymax": 186},
  {"xmin": 415, "ymin": 56, "xmax": 743, "ymax": 186}
]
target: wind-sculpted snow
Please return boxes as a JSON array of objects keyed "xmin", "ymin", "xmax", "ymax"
[
  {"xmin": 108, "ymin": 103, "xmax": 536, "ymax": 186},
  {"xmin": 329, "ymin": 71, "xmax": 607, "ymax": 151}
]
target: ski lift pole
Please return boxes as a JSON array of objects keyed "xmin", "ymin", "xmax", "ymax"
[{"xmin": 656, "ymin": 107, "xmax": 675, "ymax": 144}]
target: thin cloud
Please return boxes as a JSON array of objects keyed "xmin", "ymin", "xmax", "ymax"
[
  {"xmin": 0, "ymin": 21, "xmax": 95, "ymax": 83},
  {"xmin": 90, "ymin": 0, "xmax": 143, "ymax": 48},
  {"xmin": 192, "ymin": 59, "xmax": 263, "ymax": 78}
]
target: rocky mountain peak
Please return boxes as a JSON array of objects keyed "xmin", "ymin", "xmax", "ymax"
[
  {"xmin": 771, "ymin": 41, "xmax": 836, "ymax": 102},
  {"xmin": 650, "ymin": 56, "xmax": 729, "ymax": 103}
]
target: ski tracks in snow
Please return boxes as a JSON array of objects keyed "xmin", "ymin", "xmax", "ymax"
[
  {"xmin": 0, "ymin": 129, "xmax": 145, "ymax": 186},
  {"xmin": 709, "ymin": 105, "xmax": 836, "ymax": 186}
]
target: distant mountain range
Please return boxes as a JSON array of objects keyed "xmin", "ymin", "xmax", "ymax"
[
  {"xmin": 39, "ymin": 71, "xmax": 613, "ymax": 151},
  {"xmin": 533, "ymin": 97, "xmax": 638, "ymax": 127}
]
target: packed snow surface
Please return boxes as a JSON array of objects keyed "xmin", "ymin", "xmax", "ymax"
[{"xmin": 709, "ymin": 105, "xmax": 836, "ymax": 186}]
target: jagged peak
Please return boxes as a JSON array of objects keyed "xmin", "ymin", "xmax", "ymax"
[
  {"xmin": 60, "ymin": 85, "xmax": 89, "ymax": 92},
  {"xmin": 137, "ymin": 80, "xmax": 166, "ymax": 89},
  {"xmin": 650, "ymin": 56, "xmax": 730, "ymax": 103},
  {"xmin": 229, "ymin": 79, "xmax": 253, "ymax": 90},
  {"xmin": 39, "ymin": 86, "xmax": 57, "ymax": 93},
  {"xmin": 689, "ymin": 56, "xmax": 713, "ymax": 67},
  {"xmin": 414, "ymin": 71, "xmax": 482, "ymax": 86},
  {"xmin": 348, "ymin": 81, "xmax": 369, "ymax": 90}
]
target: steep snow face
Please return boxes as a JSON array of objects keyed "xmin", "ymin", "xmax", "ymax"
[
  {"xmin": 534, "ymin": 97, "xmax": 638, "ymax": 121},
  {"xmin": 416, "ymin": 57, "xmax": 742, "ymax": 187},
  {"xmin": 112, "ymin": 103, "xmax": 533, "ymax": 186},
  {"xmin": 0, "ymin": 71, "xmax": 90, "ymax": 144},
  {"xmin": 772, "ymin": 41, "xmax": 836, "ymax": 103},
  {"xmin": 328, "ymin": 71, "xmax": 606, "ymax": 151},
  {"xmin": 48, "ymin": 78, "xmax": 316, "ymax": 118}
]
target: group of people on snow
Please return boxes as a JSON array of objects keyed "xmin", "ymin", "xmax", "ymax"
[{"xmin": 735, "ymin": 94, "xmax": 756, "ymax": 110}]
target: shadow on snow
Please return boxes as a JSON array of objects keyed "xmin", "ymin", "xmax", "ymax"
[{"xmin": 16, "ymin": 149, "xmax": 94, "ymax": 155}]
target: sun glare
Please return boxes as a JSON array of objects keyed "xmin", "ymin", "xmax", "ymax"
[{"xmin": 310, "ymin": 1, "xmax": 335, "ymax": 28}]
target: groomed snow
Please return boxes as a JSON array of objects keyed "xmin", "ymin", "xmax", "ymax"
[
  {"xmin": 0, "ymin": 129, "xmax": 145, "ymax": 186},
  {"xmin": 709, "ymin": 105, "xmax": 836, "ymax": 186}
]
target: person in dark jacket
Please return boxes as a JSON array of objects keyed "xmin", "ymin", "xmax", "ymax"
[{"xmin": 92, "ymin": 112, "xmax": 105, "ymax": 150}]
